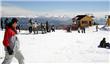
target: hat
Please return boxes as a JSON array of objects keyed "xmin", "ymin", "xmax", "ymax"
[{"xmin": 7, "ymin": 18, "xmax": 18, "ymax": 26}]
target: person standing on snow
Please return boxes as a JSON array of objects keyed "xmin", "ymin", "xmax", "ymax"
[
  {"xmin": 1, "ymin": 18, "xmax": 3, "ymax": 30},
  {"xmin": 32, "ymin": 22, "xmax": 37, "ymax": 34},
  {"xmin": 77, "ymin": 27, "xmax": 80, "ymax": 33},
  {"xmin": 96, "ymin": 25, "xmax": 99, "ymax": 32},
  {"xmin": 66, "ymin": 25, "xmax": 71, "ymax": 32},
  {"xmin": 28, "ymin": 19, "xmax": 33, "ymax": 34},
  {"xmin": 51, "ymin": 25, "xmax": 55, "ymax": 32},
  {"xmin": 4, "ymin": 18, "xmax": 8, "ymax": 29},
  {"xmin": 2, "ymin": 18, "xmax": 24, "ymax": 64},
  {"xmin": 81, "ymin": 26, "xmax": 85, "ymax": 33},
  {"xmin": 46, "ymin": 21, "xmax": 49, "ymax": 32}
]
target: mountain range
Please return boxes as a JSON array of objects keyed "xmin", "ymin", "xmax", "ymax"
[{"xmin": 1, "ymin": 16, "xmax": 106, "ymax": 29}]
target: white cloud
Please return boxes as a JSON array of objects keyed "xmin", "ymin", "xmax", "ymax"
[
  {"xmin": 1, "ymin": 6, "xmax": 38, "ymax": 17},
  {"xmin": 1, "ymin": 5, "xmax": 109, "ymax": 18}
]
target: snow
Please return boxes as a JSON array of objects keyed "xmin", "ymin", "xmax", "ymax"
[
  {"xmin": 0, "ymin": 25, "xmax": 110, "ymax": 64},
  {"xmin": 100, "ymin": 26, "xmax": 110, "ymax": 31}
]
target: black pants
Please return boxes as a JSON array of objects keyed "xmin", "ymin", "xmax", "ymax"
[
  {"xmin": 51, "ymin": 29, "xmax": 55, "ymax": 32},
  {"xmin": 106, "ymin": 43, "xmax": 110, "ymax": 48},
  {"xmin": 29, "ymin": 27, "xmax": 32, "ymax": 33},
  {"xmin": 99, "ymin": 43, "xmax": 110, "ymax": 48}
]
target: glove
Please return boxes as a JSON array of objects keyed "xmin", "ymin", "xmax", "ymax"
[{"xmin": 7, "ymin": 46, "xmax": 13, "ymax": 55}]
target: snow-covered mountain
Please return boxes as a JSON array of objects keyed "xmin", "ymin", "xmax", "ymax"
[
  {"xmin": 1, "ymin": 16, "xmax": 72, "ymax": 29},
  {"xmin": 1, "ymin": 16, "xmax": 107, "ymax": 30},
  {"xmin": 94, "ymin": 17, "xmax": 106, "ymax": 25}
]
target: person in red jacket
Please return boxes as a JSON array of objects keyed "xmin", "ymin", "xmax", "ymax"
[{"xmin": 2, "ymin": 18, "xmax": 24, "ymax": 64}]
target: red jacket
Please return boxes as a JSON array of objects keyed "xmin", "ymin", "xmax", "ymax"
[{"xmin": 3, "ymin": 27, "xmax": 16, "ymax": 47}]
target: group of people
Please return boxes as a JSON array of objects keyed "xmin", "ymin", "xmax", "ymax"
[
  {"xmin": 28, "ymin": 19, "xmax": 55, "ymax": 34},
  {"xmin": 78, "ymin": 25, "xmax": 99, "ymax": 33},
  {"xmin": 66, "ymin": 25, "xmax": 86, "ymax": 33}
]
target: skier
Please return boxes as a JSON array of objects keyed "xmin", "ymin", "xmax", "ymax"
[
  {"xmin": 2, "ymin": 18, "xmax": 24, "ymax": 64},
  {"xmin": 98, "ymin": 38, "xmax": 110, "ymax": 48}
]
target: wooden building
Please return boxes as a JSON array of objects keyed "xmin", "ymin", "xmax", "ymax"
[
  {"xmin": 106, "ymin": 15, "xmax": 110, "ymax": 26},
  {"xmin": 72, "ymin": 15, "xmax": 94, "ymax": 29}
]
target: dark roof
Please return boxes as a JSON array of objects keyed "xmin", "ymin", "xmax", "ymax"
[{"xmin": 76, "ymin": 15, "xmax": 87, "ymax": 20}]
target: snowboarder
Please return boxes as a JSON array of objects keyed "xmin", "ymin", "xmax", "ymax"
[
  {"xmin": 98, "ymin": 38, "xmax": 110, "ymax": 48},
  {"xmin": 2, "ymin": 18, "xmax": 24, "ymax": 64}
]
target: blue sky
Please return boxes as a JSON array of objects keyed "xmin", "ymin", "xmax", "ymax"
[
  {"xmin": 2, "ymin": 1, "xmax": 109, "ymax": 12},
  {"xmin": 1, "ymin": 0, "xmax": 110, "ymax": 17},
  {"xmin": 1, "ymin": 0, "xmax": 109, "ymax": 1}
]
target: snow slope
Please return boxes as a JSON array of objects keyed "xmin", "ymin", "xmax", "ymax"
[{"xmin": 0, "ymin": 25, "xmax": 110, "ymax": 64}]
